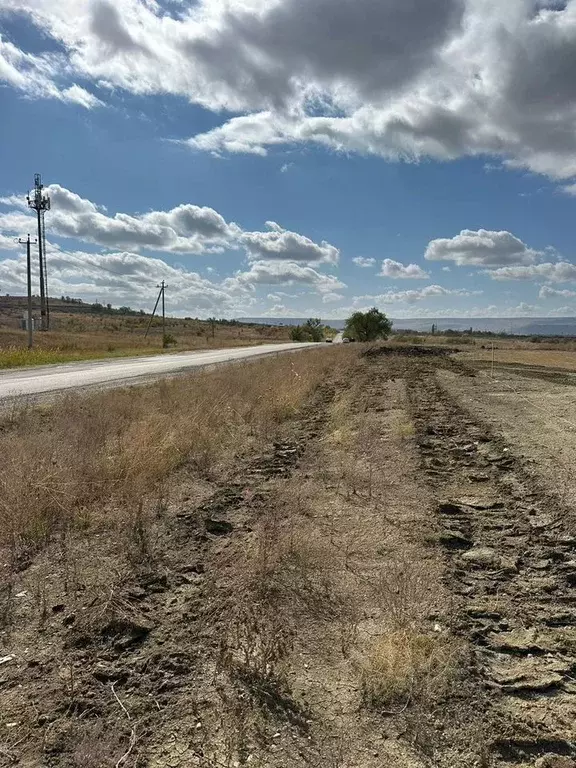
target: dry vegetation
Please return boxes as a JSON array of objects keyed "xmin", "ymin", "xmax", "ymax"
[
  {"xmin": 458, "ymin": 346, "xmax": 576, "ymax": 371},
  {"xmin": 0, "ymin": 344, "xmax": 478, "ymax": 768},
  {"xmin": 0, "ymin": 295, "xmax": 291, "ymax": 368},
  {"xmin": 0, "ymin": 348, "xmax": 336, "ymax": 562}
]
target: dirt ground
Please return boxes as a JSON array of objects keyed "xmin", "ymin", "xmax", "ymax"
[{"xmin": 2, "ymin": 347, "xmax": 576, "ymax": 767}]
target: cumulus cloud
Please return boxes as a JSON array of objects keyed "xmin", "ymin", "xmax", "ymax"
[
  {"xmin": 353, "ymin": 257, "xmax": 376, "ymax": 268},
  {"xmin": 539, "ymin": 285, "xmax": 576, "ymax": 299},
  {"xmin": 322, "ymin": 292, "xmax": 344, "ymax": 303},
  {"xmin": 0, "ymin": 184, "xmax": 240, "ymax": 254},
  {"xmin": 0, "ymin": 183, "xmax": 345, "ymax": 314},
  {"xmin": 185, "ymin": 1, "xmax": 576, "ymax": 181},
  {"xmin": 0, "ymin": 247, "xmax": 254, "ymax": 315},
  {"xmin": 233, "ymin": 261, "xmax": 346, "ymax": 293},
  {"xmin": 379, "ymin": 258, "xmax": 429, "ymax": 279},
  {"xmin": 4, "ymin": 1, "xmax": 576, "ymax": 180},
  {"xmin": 425, "ymin": 230, "xmax": 542, "ymax": 267},
  {"xmin": 487, "ymin": 262, "xmax": 576, "ymax": 283},
  {"xmin": 241, "ymin": 221, "xmax": 339, "ymax": 264},
  {"xmin": 0, "ymin": 185, "xmax": 339, "ymax": 263},
  {"xmin": 355, "ymin": 285, "xmax": 481, "ymax": 305}
]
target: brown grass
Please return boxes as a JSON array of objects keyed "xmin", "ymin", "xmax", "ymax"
[
  {"xmin": 0, "ymin": 348, "xmax": 349, "ymax": 560},
  {"xmin": 360, "ymin": 630, "xmax": 460, "ymax": 712},
  {"xmin": 0, "ymin": 320, "xmax": 291, "ymax": 368},
  {"xmin": 458, "ymin": 347, "xmax": 576, "ymax": 371}
]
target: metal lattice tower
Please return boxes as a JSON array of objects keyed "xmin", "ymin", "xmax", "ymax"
[{"xmin": 27, "ymin": 174, "xmax": 51, "ymax": 330}]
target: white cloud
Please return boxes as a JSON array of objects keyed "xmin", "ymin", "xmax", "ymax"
[
  {"xmin": 561, "ymin": 183, "xmax": 576, "ymax": 196},
  {"xmin": 322, "ymin": 292, "xmax": 344, "ymax": 303},
  {"xmin": 488, "ymin": 262, "xmax": 576, "ymax": 283},
  {"xmin": 233, "ymin": 260, "xmax": 346, "ymax": 293},
  {"xmin": 425, "ymin": 229, "xmax": 542, "ymax": 267},
  {"xmin": 539, "ymin": 285, "xmax": 576, "ymax": 299},
  {"xmin": 4, "ymin": 1, "xmax": 576, "ymax": 180},
  {"xmin": 0, "ymin": 184, "xmax": 240, "ymax": 254},
  {"xmin": 379, "ymin": 258, "xmax": 429, "ymax": 279},
  {"xmin": 354, "ymin": 285, "xmax": 481, "ymax": 305},
  {"xmin": 241, "ymin": 221, "xmax": 339, "ymax": 264},
  {"xmin": 0, "ymin": 185, "xmax": 339, "ymax": 264},
  {"xmin": 0, "ymin": 247, "xmax": 254, "ymax": 316},
  {"xmin": 353, "ymin": 257, "xmax": 376, "ymax": 268},
  {"xmin": 0, "ymin": 34, "xmax": 102, "ymax": 108}
]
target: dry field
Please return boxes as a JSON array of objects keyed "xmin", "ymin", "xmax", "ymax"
[
  {"xmin": 2, "ymin": 344, "xmax": 576, "ymax": 767},
  {"xmin": 0, "ymin": 298, "xmax": 290, "ymax": 368}
]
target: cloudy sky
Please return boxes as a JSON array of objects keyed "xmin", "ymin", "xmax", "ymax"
[{"xmin": 1, "ymin": 0, "xmax": 576, "ymax": 321}]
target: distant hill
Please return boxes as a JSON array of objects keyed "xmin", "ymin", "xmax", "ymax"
[{"xmin": 241, "ymin": 316, "xmax": 576, "ymax": 337}]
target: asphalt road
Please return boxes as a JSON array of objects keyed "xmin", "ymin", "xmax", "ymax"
[{"xmin": 0, "ymin": 343, "xmax": 317, "ymax": 400}]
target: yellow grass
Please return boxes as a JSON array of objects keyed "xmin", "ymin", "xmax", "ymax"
[
  {"xmin": 458, "ymin": 347, "xmax": 576, "ymax": 371},
  {"xmin": 360, "ymin": 630, "xmax": 460, "ymax": 711},
  {"xmin": 0, "ymin": 321, "xmax": 291, "ymax": 369},
  {"xmin": 0, "ymin": 347, "xmax": 354, "ymax": 557}
]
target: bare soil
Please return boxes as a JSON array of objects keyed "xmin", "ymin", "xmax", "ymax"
[{"xmin": 2, "ymin": 348, "xmax": 576, "ymax": 767}]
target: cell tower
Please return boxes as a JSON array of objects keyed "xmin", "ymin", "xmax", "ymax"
[{"xmin": 27, "ymin": 174, "xmax": 51, "ymax": 330}]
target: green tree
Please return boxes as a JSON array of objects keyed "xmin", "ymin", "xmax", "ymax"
[
  {"xmin": 290, "ymin": 318, "xmax": 325, "ymax": 342},
  {"xmin": 303, "ymin": 317, "xmax": 324, "ymax": 342},
  {"xmin": 344, "ymin": 308, "xmax": 392, "ymax": 342},
  {"xmin": 290, "ymin": 325, "xmax": 307, "ymax": 341}
]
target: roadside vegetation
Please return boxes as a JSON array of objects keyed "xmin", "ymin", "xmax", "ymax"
[
  {"xmin": 0, "ymin": 347, "xmax": 348, "ymax": 562},
  {"xmin": 0, "ymin": 295, "xmax": 291, "ymax": 368},
  {"xmin": 289, "ymin": 317, "xmax": 330, "ymax": 342}
]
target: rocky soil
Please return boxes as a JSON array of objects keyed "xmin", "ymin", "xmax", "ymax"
[{"xmin": 2, "ymin": 347, "xmax": 576, "ymax": 767}]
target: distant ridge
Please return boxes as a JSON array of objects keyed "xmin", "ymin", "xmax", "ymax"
[{"xmin": 240, "ymin": 316, "xmax": 576, "ymax": 336}]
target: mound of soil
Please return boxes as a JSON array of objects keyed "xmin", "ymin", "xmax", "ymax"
[{"xmin": 363, "ymin": 344, "xmax": 458, "ymax": 358}]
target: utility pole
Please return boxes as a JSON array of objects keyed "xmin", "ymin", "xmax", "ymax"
[
  {"xmin": 27, "ymin": 174, "xmax": 51, "ymax": 330},
  {"xmin": 144, "ymin": 280, "xmax": 167, "ymax": 347},
  {"xmin": 160, "ymin": 280, "xmax": 166, "ymax": 346},
  {"xmin": 17, "ymin": 234, "xmax": 37, "ymax": 349}
]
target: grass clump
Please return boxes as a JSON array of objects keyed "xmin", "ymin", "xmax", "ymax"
[{"xmin": 360, "ymin": 630, "xmax": 460, "ymax": 712}]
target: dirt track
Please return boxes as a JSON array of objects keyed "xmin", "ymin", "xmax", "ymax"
[
  {"xmin": 2, "ymin": 348, "xmax": 576, "ymax": 767},
  {"xmin": 408, "ymin": 358, "xmax": 576, "ymax": 767}
]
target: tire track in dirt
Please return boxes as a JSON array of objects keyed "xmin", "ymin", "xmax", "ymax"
[{"xmin": 407, "ymin": 361, "xmax": 576, "ymax": 767}]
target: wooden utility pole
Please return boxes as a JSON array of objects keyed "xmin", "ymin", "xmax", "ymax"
[
  {"xmin": 18, "ymin": 234, "xmax": 36, "ymax": 349},
  {"xmin": 161, "ymin": 280, "xmax": 166, "ymax": 347},
  {"xmin": 144, "ymin": 280, "xmax": 167, "ymax": 346}
]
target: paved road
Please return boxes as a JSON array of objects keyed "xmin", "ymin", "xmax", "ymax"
[{"xmin": 0, "ymin": 343, "xmax": 317, "ymax": 400}]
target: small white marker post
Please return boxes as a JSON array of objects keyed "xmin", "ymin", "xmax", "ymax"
[{"xmin": 491, "ymin": 341, "xmax": 495, "ymax": 379}]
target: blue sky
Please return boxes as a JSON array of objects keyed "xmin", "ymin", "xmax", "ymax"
[{"xmin": 1, "ymin": 0, "xmax": 576, "ymax": 321}]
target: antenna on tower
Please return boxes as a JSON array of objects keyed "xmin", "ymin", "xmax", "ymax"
[{"xmin": 27, "ymin": 174, "xmax": 51, "ymax": 330}]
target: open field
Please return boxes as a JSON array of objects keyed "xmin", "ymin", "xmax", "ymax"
[
  {"xmin": 2, "ymin": 344, "xmax": 576, "ymax": 767},
  {"xmin": 0, "ymin": 296, "xmax": 291, "ymax": 368}
]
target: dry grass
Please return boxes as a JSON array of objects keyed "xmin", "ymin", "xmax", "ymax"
[
  {"xmin": 360, "ymin": 630, "xmax": 460, "ymax": 712},
  {"xmin": 0, "ymin": 348, "xmax": 349, "ymax": 560},
  {"xmin": 458, "ymin": 347, "xmax": 576, "ymax": 371},
  {"xmin": 0, "ymin": 320, "xmax": 291, "ymax": 368}
]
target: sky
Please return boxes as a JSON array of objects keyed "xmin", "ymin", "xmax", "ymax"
[{"xmin": 1, "ymin": 0, "xmax": 576, "ymax": 321}]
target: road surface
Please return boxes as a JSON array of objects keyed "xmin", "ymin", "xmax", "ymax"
[{"xmin": 0, "ymin": 343, "xmax": 317, "ymax": 400}]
